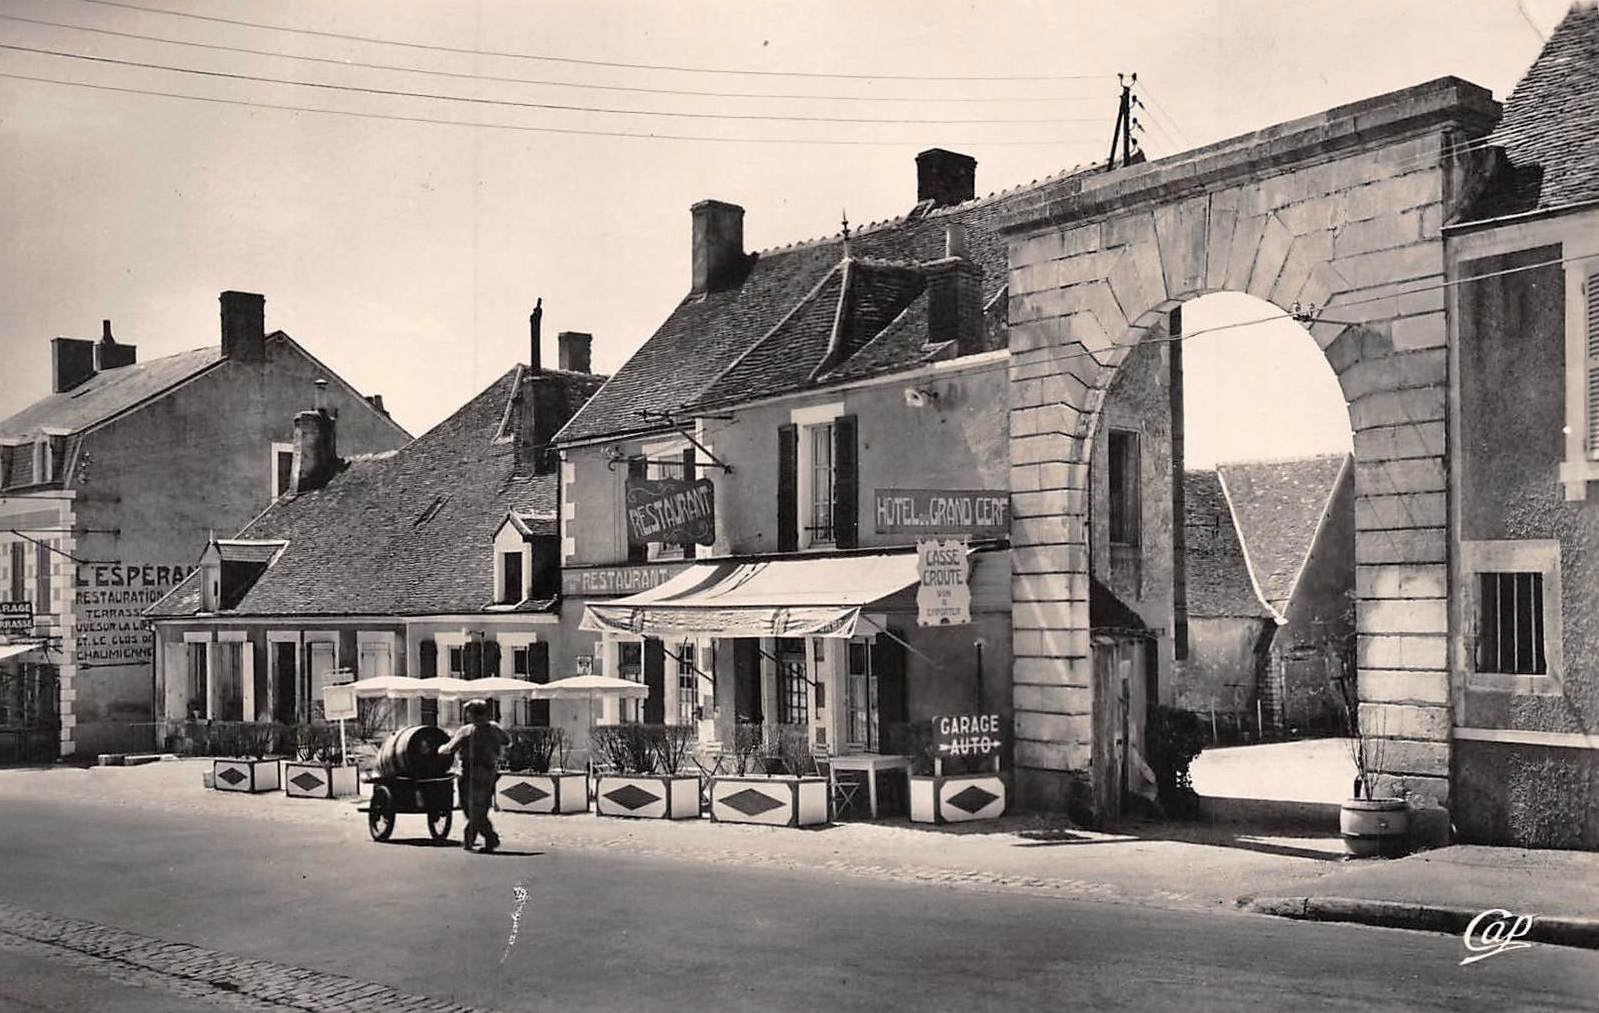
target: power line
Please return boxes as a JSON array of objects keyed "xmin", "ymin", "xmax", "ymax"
[
  {"xmin": 1132, "ymin": 80, "xmax": 1192, "ymax": 149},
  {"xmin": 0, "ymin": 42, "xmax": 1113, "ymax": 128},
  {"xmin": 0, "ymin": 12, "xmax": 1114, "ymax": 106},
  {"xmin": 74, "ymin": 0, "xmax": 1117, "ymax": 83},
  {"xmin": 0, "ymin": 69, "xmax": 1104, "ymax": 148}
]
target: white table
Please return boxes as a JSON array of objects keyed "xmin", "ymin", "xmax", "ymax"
[{"xmin": 826, "ymin": 753, "xmax": 910, "ymax": 819}]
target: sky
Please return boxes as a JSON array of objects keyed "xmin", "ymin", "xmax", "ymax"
[{"xmin": 0, "ymin": 0, "xmax": 1569, "ymax": 465}]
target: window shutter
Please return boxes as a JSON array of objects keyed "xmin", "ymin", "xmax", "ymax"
[
  {"xmin": 529, "ymin": 642, "xmax": 551, "ymax": 726},
  {"xmin": 626, "ymin": 456, "xmax": 649, "ymax": 563},
  {"xmin": 1587, "ymin": 270, "xmax": 1599, "ymax": 459},
  {"xmin": 419, "ymin": 639, "xmax": 438, "ymax": 678},
  {"xmin": 643, "ymin": 639, "xmax": 666, "ymax": 724},
  {"xmin": 833, "ymin": 414, "xmax": 859, "ymax": 549},
  {"xmin": 482, "ymin": 640, "xmax": 502, "ymax": 678},
  {"xmin": 777, "ymin": 424, "xmax": 798, "ymax": 552}
]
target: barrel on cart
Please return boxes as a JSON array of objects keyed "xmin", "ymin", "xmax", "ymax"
[{"xmin": 362, "ymin": 725, "xmax": 457, "ymax": 843}]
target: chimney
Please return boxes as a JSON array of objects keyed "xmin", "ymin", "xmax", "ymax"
[
  {"xmin": 94, "ymin": 319, "xmax": 137, "ymax": 371},
  {"xmin": 691, "ymin": 200, "xmax": 747, "ymax": 295},
  {"xmin": 290, "ymin": 404, "xmax": 339, "ymax": 494},
  {"xmin": 916, "ymin": 148, "xmax": 977, "ymax": 208},
  {"xmin": 365, "ymin": 394, "xmax": 387, "ymax": 416},
  {"xmin": 220, "ymin": 291, "xmax": 266, "ymax": 362},
  {"xmin": 50, "ymin": 337, "xmax": 97, "ymax": 393},
  {"xmin": 558, "ymin": 331, "xmax": 592, "ymax": 373},
  {"xmin": 529, "ymin": 299, "xmax": 543, "ymax": 374},
  {"xmin": 925, "ymin": 224, "xmax": 983, "ymax": 356}
]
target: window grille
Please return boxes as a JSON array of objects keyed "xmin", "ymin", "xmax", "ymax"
[{"xmin": 1475, "ymin": 571, "xmax": 1547, "ymax": 675}]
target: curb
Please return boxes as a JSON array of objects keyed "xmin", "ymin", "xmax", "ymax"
[{"xmin": 1240, "ymin": 895, "xmax": 1599, "ymax": 951}]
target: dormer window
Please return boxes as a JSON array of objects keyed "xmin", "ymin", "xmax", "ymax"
[
  {"xmin": 499, "ymin": 550, "xmax": 525, "ymax": 605},
  {"xmin": 270, "ymin": 441, "xmax": 295, "ymax": 500}
]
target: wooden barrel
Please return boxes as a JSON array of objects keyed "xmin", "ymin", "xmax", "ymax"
[{"xmin": 376, "ymin": 725, "xmax": 453, "ymax": 780}]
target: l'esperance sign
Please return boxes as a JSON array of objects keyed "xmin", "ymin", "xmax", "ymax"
[
  {"xmin": 875, "ymin": 489, "xmax": 1008, "ymax": 536},
  {"xmin": 625, "ymin": 476, "xmax": 715, "ymax": 547}
]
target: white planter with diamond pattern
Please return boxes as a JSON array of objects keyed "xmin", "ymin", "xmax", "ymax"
[
  {"xmin": 212, "ymin": 758, "xmax": 281, "ymax": 794},
  {"xmin": 282, "ymin": 762, "xmax": 359, "ymax": 799},
  {"xmin": 908, "ymin": 773, "xmax": 1007, "ymax": 823},
  {"xmin": 497, "ymin": 771, "xmax": 588, "ymax": 814},
  {"xmin": 708, "ymin": 775, "xmax": 829, "ymax": 827},
  {"xmin": 593, "ymin": 774, "xmax": 700, "ymax": 819}
]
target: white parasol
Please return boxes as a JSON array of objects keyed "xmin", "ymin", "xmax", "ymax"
[
  {"xmin": 531, "ymin": 675, "xmax": 650, "ymax": 733},
  {"xmin": 433, "ymin": 677, "xmax": 543, "ymax": 699},
  {"xmin": 347, "ymin": 675, "xmax": 478, "ymax": 699}
]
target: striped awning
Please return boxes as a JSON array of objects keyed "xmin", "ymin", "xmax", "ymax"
[
  {"xmin": 0, "ymin": 642, "xmax": 45, "ymax": 663},
  {"xmin": 579, "ymin": 552, "xmax": 925, "ymax": 639}
]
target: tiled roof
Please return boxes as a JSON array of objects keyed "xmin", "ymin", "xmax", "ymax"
[
  {"xmin": 1184, "ymin": 470, "xmax": 1274, "ymax": 620},
  {"xmin": 557, "ymin": 163, "xmax": 1096, "ymax": 443},
  {"xmin": 1215, "ymin": 454, "xmax": 1351, "ymax": 616},
  {"xmin": 1466, "ymin": 4, "xmax": 1599, "ymax": 220},
  {"xmin": 0, "ymin": 346, "xmax": 224, "ymax": 439},
  {"xmin": 147, "ymin": 365, "xmax": 602, "ymax": 619}
]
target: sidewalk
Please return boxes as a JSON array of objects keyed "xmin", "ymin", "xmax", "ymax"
[{"xmin": 1242, "ymin": 845, "xmax": 1599, "ymax": 950}]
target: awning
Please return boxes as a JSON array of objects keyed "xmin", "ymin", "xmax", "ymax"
[
  {"xmin": 0, "ymin": 642, "xmax": 45, "ymax": 663},
  {"xmin": 579, "ymin": 552, "xmax": 926, "ymax": 639}
]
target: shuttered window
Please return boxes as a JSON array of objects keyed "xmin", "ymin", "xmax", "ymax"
[
  {"xmin": 834, "ymin": 414, "xmax": 858, "ymax": 549},
  {"xmin": 777, "ymin": 424, "xmax": 798, "ymax": 552},
  {"xmin": 626, "ymin": 457, "xmax": 648, "ymax": 563},
  {"xmin": 1587, "ymin": 269, "xmax": 1599, "ymax": 459}
]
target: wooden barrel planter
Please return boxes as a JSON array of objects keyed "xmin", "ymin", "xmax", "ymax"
[{"xmin": 1340, "ymin": 797, "xmax": 1411, "ymax": 858}]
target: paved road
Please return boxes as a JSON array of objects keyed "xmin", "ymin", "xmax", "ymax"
[{"xmin": 1, "ymin": 794, "xmax": 1595, "ymax": 1012}]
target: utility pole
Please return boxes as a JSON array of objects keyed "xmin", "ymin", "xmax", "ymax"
[{"xmin": 1105, "ymin": 72, "xmax": 1141, "ymax": 172}]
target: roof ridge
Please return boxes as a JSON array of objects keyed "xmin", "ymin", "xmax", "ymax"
[
  {"xmin": 1215, "ymin": 468, "xmax": 1288, "ymax": 625},
  {"xmin": 1216, "ymin": 450, "xmax": 1351, "ymax": 468}
]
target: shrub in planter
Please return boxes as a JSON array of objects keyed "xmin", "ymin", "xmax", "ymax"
[
  {"xmin": 1145, "ymin": 705, "xmax": 1207, "ymax": 819},
  {"xmin": 709, "ymin": 724, "xmax": 827, "ymax": 827},
  {"xmin": 904, "ymin": 723, "xmax": 1008, "ymax": 825},
  {"xmin": 729, "ymin": 722, "xmax": 765, "ymax": 775},
  {"xmin": 212, "ymin": 721, "xmax": 284, "ymax": 793},
  {"xmin": 497, "ymin": 726, "xmax": 587, "ymax": 815},
  {"xmin": 283, "ymin": 722, "xmax": 358, "ymax": 799},
  {"xmin": 592, "ymin": 724, "xmax": 700, "ymax": 820}
]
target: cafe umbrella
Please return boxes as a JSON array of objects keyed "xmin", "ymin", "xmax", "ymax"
[{"xmin": 529, "ymin": 674, "xmax": 650, "ymax": 729}]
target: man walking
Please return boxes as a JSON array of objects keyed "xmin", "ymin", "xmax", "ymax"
[{"xmin": 438, "ymin": 699, "xmax": 510, "ymax": 852}]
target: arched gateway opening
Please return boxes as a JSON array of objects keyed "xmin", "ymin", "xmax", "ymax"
[{"xmin": 998, "ymin": 77, "xmax": 1501, "ymax": 831}]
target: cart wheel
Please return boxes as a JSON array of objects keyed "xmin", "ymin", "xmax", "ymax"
[
  {"xmin": 427, "ymin": 809, "xmax": 452, "ymax": 841},
  {"xmin": 368, "ymin": 786, "xmax": 395, "ymax": 842}
]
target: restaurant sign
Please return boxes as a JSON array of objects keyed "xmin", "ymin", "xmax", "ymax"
[
  {"xmin": 561, "ymin": 562, "xmax": 689, "ymax": 597},
  {"xmin": 0, "ymin": 601, "xmax": 32, "ymax": 634},
  {"xmin": 916, "ymin": 539, "xmax": 970, "ymax": 627},
  {"xmin": 875, "ymin": 489, "xmax": 1008, "ymax": 536},
  {"xmin": 625, "ymin": 476, "xmax": 716, "ymax": 547},
  {"xmin": 932, "ymin": 713, "xmax": 1004, "ymax": 759}
]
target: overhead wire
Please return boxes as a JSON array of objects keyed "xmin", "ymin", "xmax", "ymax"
[
  {"xmin": 0, "ymin": 41, "xmax": 1115, "ymax": 127},
  {"xmin": 0, "ymin": 12, "xmax": 1114, "ymax": 105},
  {"xmin": 73, "ymin": 0, "xmax": 1117, "ymax": 83},
  {"xmin": 0, "ymin": 70, "xmax": 1109, "ymax": 148}
]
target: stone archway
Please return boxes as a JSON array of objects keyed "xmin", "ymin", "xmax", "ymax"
[{"xmin": 999, "ymin": 77, "xmax": 1501, "ymax": 824}]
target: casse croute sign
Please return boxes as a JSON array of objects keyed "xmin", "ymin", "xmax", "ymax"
[{"xmin": 874, "ymin": 489, "xmax": 1008, "ymax": 536}]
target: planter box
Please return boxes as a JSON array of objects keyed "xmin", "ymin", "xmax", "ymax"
[
  {"xmin": 709, "ymin": 775, "xmax": 829, "ymax": 827},
  {"xmin": 594, "ymin": 774, "xmax": 700, "ymax": 820},
  {"xmin": 212, "ymin": 758, "xmax": 281, "ymax": 794},
  {"xmin": 497, "ymin": 771, "xmax": 589, "ymax": 814},
  {"xmin": 282, "ymin": 762, "xmax": 359, "ymax": 799},
  {"xmin": 909, "ymin": 772, "xmax": 1007, "ymax": 824}
]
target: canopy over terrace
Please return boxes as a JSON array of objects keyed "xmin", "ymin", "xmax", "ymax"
[{"xmin": 578, "ymin": 551, "xmax": 931, "ymax": 640}]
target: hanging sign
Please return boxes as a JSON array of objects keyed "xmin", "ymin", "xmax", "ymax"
[
  {"xmin": 875, "ymin": 489, "xmax": 1009, "ymax": 536},
  {"xmin": 0, "ymin": 602, "xmax": 32, "ymax": 634},
  {"xmin": 322, "ymin": 684, "xmax": 357, "ymax": 722},
  {"xmin": 932, "ymin": 713, "xmax": 1005, "ymax": 758},
  {"xmin": 916, "ymin": 539, "xmax": 971, "ymax": 627},
  {"xmin": 625, "ymin": 476, "xmax": 716, "ymax": 547}
]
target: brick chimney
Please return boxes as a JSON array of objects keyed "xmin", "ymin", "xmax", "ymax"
[
  {"xmin": 94, "ymin": 319, "xmax": 137, "ymax": 371},
  {"xmin": 365, "ymin": 394, "xmax": 387, "ymax": 416},
  {"xmin": 558, "ymin": 332, "xmax": 592, "ymax": 373},
  {"xmin": 50, "ymin": 337, "xmax": 97, "ymax": 393},
  {"xmin": 925, "ymin": 223, "xmax": 983, "ymax": 355},
  {"xmin": 691, "ymin": 200, "xmax": 747, "ymax": 295},
  {"xmin": 529, "ymin": 299, "xmax": 543, "ymax": 374},
  {"xmin": 291, "ymin": 383, "xmax": 339, "ymax": 493},
  {"xmin": 916, "ymin": 148, "xmax": 977, "ymax": 208},
  {"xmin": 220, "ymin": 291, "xmax": 266, "ymax": 362}
]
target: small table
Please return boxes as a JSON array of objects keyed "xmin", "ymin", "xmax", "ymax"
[{"xmin": 827, "ymin": 753, "xmax": 911, "ymax": 819}]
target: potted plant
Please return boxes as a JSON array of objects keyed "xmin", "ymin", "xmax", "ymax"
[
  {"xmin": 212, "ymin": 721, "xmax": 284, "ymax": 794},
  {"xmin": 905, "ymin": 720, "xmax": 1009, "ymax": 825},
  {"xmin": 708, "ymin": 723, "xmax": 829, "ymax": 828},
  {"xmin": 497, "ymin": 727, "xmax": 587, "ymax": 814},
  {"xmin": 283, "ymin": 722, "xmax": 359, "ymax": 799},
  {"xmin": 592, "ymin": 724, "xmax": 700, "ymax": 820},
  {"xmin": 1335, "ymin": 673, "xmax": 1411, "ymax": 858}
]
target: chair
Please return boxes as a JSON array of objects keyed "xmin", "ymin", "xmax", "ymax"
[
  {"xmin": 812, "ymin": 745, "xmax": 863, "ymax": 820},
  {"xmin": 692, "ymin": 747, "xmax": 728, "ymax": 812}
]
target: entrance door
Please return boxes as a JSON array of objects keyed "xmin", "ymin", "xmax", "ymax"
[
  {"xmin": 845, "ymin": 638, "xmax": 877, "ymax": 752},
  {"xmin": 272, "ymin": 642, "xmax": 297, "ymax": 723},
  {"xmin": 733, "ymin": 639, "xmax": 763, "ymax": 725},
  {"xmin": 0, "ymin": 661, "xmax": 58, "ymax": 763},
  {"xmin": 873, "ymin": 632, "xmax": 908, "ymax": 755},
  {"xmin": 775, "ymin": 638, "xmax": 808, "ymax": 727},
  {"xmin": 307, "ymin": 642, "xmax": 335, "ymax": 720}
]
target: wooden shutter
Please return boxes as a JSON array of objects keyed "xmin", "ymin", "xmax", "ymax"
[
  {"xmin": 777, "ymin": 424, "xmax": 798, "ymax": 552},
  {"xmin": 683, "ymin": 447, "xmax": 699, "ymax": 558},
  {"xmin": 626, "ymin": 456, "xmax": 649, "ymax": 563},
  {"xmin": 529, "ymin": 642, "xmax": 551, "ymax": 727},
  {"xmin": 873, "ymin": 630, "xmax": 909, "ymax": 755},
  {"xmin": 482, "ymin": 641, "xmax": 502, "ymax": 679},
  {"xmin": 1588, "ymin": 269, "xmax": 1599, "ymax": 459},
  {"xmin": 643, "ymin": 638, "xmax": 666, "ymax": 724},
  {"xmin": 833, "ymin": 414, "xmax": 859, "ymax": 549}
]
